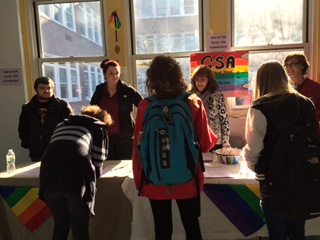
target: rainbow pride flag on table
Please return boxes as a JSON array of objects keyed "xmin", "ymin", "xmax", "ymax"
[
  {"xmin": 204, "ymin": 184, "xmax": 265, "ymax": 237},
  {"xmin": 0, "ymin": 187, "xmax": 51, "ymax": 232},
  {"xmin": 190, "ymin": 51, "xmax": 249, "ymax": 97}
]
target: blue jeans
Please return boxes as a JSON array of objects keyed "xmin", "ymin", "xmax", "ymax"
[
  {"xmin": 42, "ymin": 192, "xmax": 91, "ymax": 240},
  {"xmin": 262, "ymin": 202, "xmax": 306, "ymax": 240}
]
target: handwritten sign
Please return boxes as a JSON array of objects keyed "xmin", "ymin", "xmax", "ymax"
[
  {"xmin": 0, "ymin": 68, "xmax": 22, "ymax": 86},
  {"xmin": 207, "ymin": 34, "xmax": 230, "ymax": 52},
  {"xmin": 190, "ymin": 51, "xmax": 249, "ymax": 97}
]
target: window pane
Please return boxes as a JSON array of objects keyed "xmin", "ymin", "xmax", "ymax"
[
  {"xmin": 38, "ymin": 1, "xmax": 103, "ymax": 58},
  {"xmin": 59, "ymin": 68, "xmax": 68, "ymax": 98},
  {"xmin": 135, "ymin": 57, "xmax": 191, "ymax": 98},
  {"xmin": 233, "ymin": 0, "xmax": 303, "ymax": 47},
  {"xmin": 133, "ymin": 0, "xmax": 200, "ymax": 54},
  {"xmin": 42, "ymin": 61, "xmax": 103, "ymax": 113},
  {"xmin": 234, "ymin": 49, "xmax": 304, "ymax": 107}
]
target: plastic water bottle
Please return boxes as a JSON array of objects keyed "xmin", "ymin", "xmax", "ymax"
[{"xmin": 6, "ymin": 149, "xmax": 16, "ymax": 173}]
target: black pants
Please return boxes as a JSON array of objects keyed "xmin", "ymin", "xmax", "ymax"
[
  {"xmin": 42, "ymin": 192, "xmax": 90, "ymax": 240},
  {"xmin": 149, "ymin": 196, "xmax": 202, "ymax": 240},
  {"xmin": 107, "ymin": 135, "xmax": 133, "ymax": 160}
]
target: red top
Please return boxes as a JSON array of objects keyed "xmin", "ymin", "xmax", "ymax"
[
  {"xmin": 99, "ymin": 84, "xmax": 120, "ymax": 136},
  {"xmin": 132, "ymin": 95, "xmax": 218, "ymax": 200},
  {"xmin": 298, "ymin": 78, "xmax": 320, "ymax": 135}
]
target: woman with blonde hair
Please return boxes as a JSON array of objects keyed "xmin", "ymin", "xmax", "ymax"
[{"xmin": 244, "ymin": 60, "xmax": 318, "ymax": 239}]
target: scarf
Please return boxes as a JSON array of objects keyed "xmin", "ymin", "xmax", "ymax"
[{"xmin": 198, "ymin": 90, "xmax": 211, "ymax": 123}]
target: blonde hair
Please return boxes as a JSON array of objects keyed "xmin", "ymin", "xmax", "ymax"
[
  {"xmin": 254, "ymin": 60, "xmax": 295, "ymax": 99},
  {"xmin": 81, "ymin": 105, "xmax": 113, "ymax": 126}
]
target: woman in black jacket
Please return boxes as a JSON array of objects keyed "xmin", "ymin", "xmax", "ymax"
[
  {"xmin": 244, "ymin": 60, "xmax": 318, "ymax": 240},
  {"xmin": 90, "ymin": 60, "xmax": 143, "ymax": 160}
]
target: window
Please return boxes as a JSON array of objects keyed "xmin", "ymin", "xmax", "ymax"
[
  {"xmin": 230, "ymin": 0, "xmax": 307, "ymax": 117},
  {"xmin": 131, "ymin": 0, "xmax": 202, "ymax": 98},
  {"xmin": 35, "ymin": 1, "xmax": 106, "ymax": 113},
  {"xmin": 79, "ymin": 3, "xmax": 102, "ymax": 45},
  {"xmin": 233, "ymin": 0, "xmax": 303, "ymax": 47},
  {"xmin": 135, "ymin": 57, "xmax": 192, "ymax": 98},
  {"xmin": 39, "ymin": 3, "xmax": 76, "ymax": 31}
]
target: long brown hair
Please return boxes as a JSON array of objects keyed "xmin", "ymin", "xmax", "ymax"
[
  {"xmin": 146, "ymin": 55, "xmax": 187, "ymax": 98},
  {"xmin": 190, "ymin": 65, "xmax": 219, "ymax": 93}
]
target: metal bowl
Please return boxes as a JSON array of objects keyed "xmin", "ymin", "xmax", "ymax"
[{"xmin": 215, "ymin": 148, "xmax": 241, "ymax": 165}]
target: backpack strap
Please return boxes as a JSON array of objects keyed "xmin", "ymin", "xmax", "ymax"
[
  {"xmin": 176, "ymin": 91, "xmax": 191, "ymax": 101},
  {"xmin": 145, "ymin": 95, "xmax": 157, "ymax": 103}
]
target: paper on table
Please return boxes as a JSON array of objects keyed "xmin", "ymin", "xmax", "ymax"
[
  {"xmin": 11, "ymin": 162, "xmax": 41, "ymax": 177},
  {"xmin": 101, "ymin": 162, "xmax": 131, "ymax": 177},
  {"xmin": 16, "ymin": 167, "xmax": 40, "ymax": 177},
  {"xmin": 204, "ymin": 159, "xmax": 256, "ymax": 179},
  {"xmin": 204, "ymin": 163, "xmax": 240, "ymax": 178},
  {"xmin": 202, "ymin": 152, "xmax": 214, "ymax": 162}
]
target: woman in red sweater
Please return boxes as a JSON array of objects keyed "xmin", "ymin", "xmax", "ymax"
[
  {"xmin": 132, "ymin": 55, "xmax": 217, "ymax": 240},
  {"xmin": 283, "ymin": 53, "xmax": 320, "ymax": 135}
]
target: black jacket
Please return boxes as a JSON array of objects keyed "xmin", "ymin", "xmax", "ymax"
[
  {"xmin": 252, "ymin": 93, "xmax": 317, "ymax": 176},
  {"xmin": 90, "ymin": 80, "xmax": 143, "ymax": 137},
  {"xmin": 18, "ymin": 95, "xmax": 73, "ymax": 160},
  {"xmin": 39, "ymin": 115, "xmax": 108, "ymax": 215}
]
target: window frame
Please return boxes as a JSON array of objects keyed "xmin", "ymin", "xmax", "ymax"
[
  {"xmin": 33, "ymin": 0, "xmax": 108, "ymax": 106},
  {"xmin": 227, "ymin": 0, "xmax": 311, "ymax": 118},
  {"xmin": 128, "ymin": 0, "xmax": 205, "ymax": 98}
]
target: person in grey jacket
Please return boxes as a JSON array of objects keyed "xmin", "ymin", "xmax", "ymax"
[
  {"xmin": 18, "ymin": 76, "xmax": 73, "ymax": 162},
  {"xmin": 90, "ymin": 59, "xmax": 143, "ymax": 160},
  {"xmin": 39, "ymin": 105, "xmax": 113, "ymax": 240}
]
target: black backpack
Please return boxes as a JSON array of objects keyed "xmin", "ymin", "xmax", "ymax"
[{"xmin": 262, "ymin": 114, "xmax": 320, "ymax": 220}]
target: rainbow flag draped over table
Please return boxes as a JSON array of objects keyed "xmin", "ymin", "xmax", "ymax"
[
  {"xmin": 0, "ymin": 187, "xmax": 51, "ymax": 232},
  {"xmin": 190, "ymin": 51, "xmax": 249, "ymax": 97},
  {"xmin": 204, "ymin": 184, "xmax": 265, "ymax": 237}
]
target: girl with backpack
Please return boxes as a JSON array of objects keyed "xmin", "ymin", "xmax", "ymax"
[
  {"xmin": 244, "ymin": 60, "xmax": 318, "ymax": 239},
  {"xmin": 132, "ymin": 55, "xmax": 217, "ymax": 240}
]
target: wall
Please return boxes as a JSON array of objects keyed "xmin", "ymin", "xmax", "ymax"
[
  {"xmin": 0, "ymin": 0, "xmax": 29, "ymax": 171},
  {"xmin": 107, "ymin": 1, "xmax": 128, "ymax": 65}
]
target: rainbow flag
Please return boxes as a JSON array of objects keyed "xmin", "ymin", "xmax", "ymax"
[
  {"xmin": 204, "ymin": 184, "xmax": 265, "ymax": 237},
  {"xmin": 0, "ymin": 187, "xmax": 51, "ymax": 232},
  {"xmin": 190, "ymin": 51, "xmax": 249, "ymax": 97},
  {"xmin": 108, "ymin": 10, "xmax": 121, "ymax": 30}
]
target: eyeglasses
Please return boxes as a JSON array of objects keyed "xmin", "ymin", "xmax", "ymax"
[
  {"xmin": 195, "ymin": 76, "xmax": 208, "ymax": 82},
  {"xmin": 283, "ymin": 62, "xmax": 300, "ymax": 68}
]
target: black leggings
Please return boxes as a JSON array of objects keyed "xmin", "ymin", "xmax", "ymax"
[
  {"xmin": 107, "ymin": 135, "xmax": 133, "ymax": 160},
  {"xmin": 149, "ymin": 196, "xmax": 202, "ymax": 240}
]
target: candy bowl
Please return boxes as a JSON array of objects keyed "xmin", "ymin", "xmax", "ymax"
[{"xmin": 215, "ymin": 148, "xmax": 241, "ymax": 165}]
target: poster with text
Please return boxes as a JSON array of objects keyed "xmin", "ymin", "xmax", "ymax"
[{"xmin": 190, "ymin": 51, "xmax": 249, "ymax": 97}]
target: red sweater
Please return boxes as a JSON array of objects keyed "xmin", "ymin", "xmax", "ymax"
[
  {"xmin": 132, "ymin": 95, "xmax": 217, "ymax": 200},
  {"xmin": 299, "ymin": 78, "xmax": 320, "ymax": 134}
]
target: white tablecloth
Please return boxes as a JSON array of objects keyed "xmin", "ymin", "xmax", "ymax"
[
  {"xmin": 0, "ymin": 161, "xmax": 132, "ymax": 240},
  {"xmin": 121, "ymin": 159, "xmax": 320, "ymax": 240}
]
